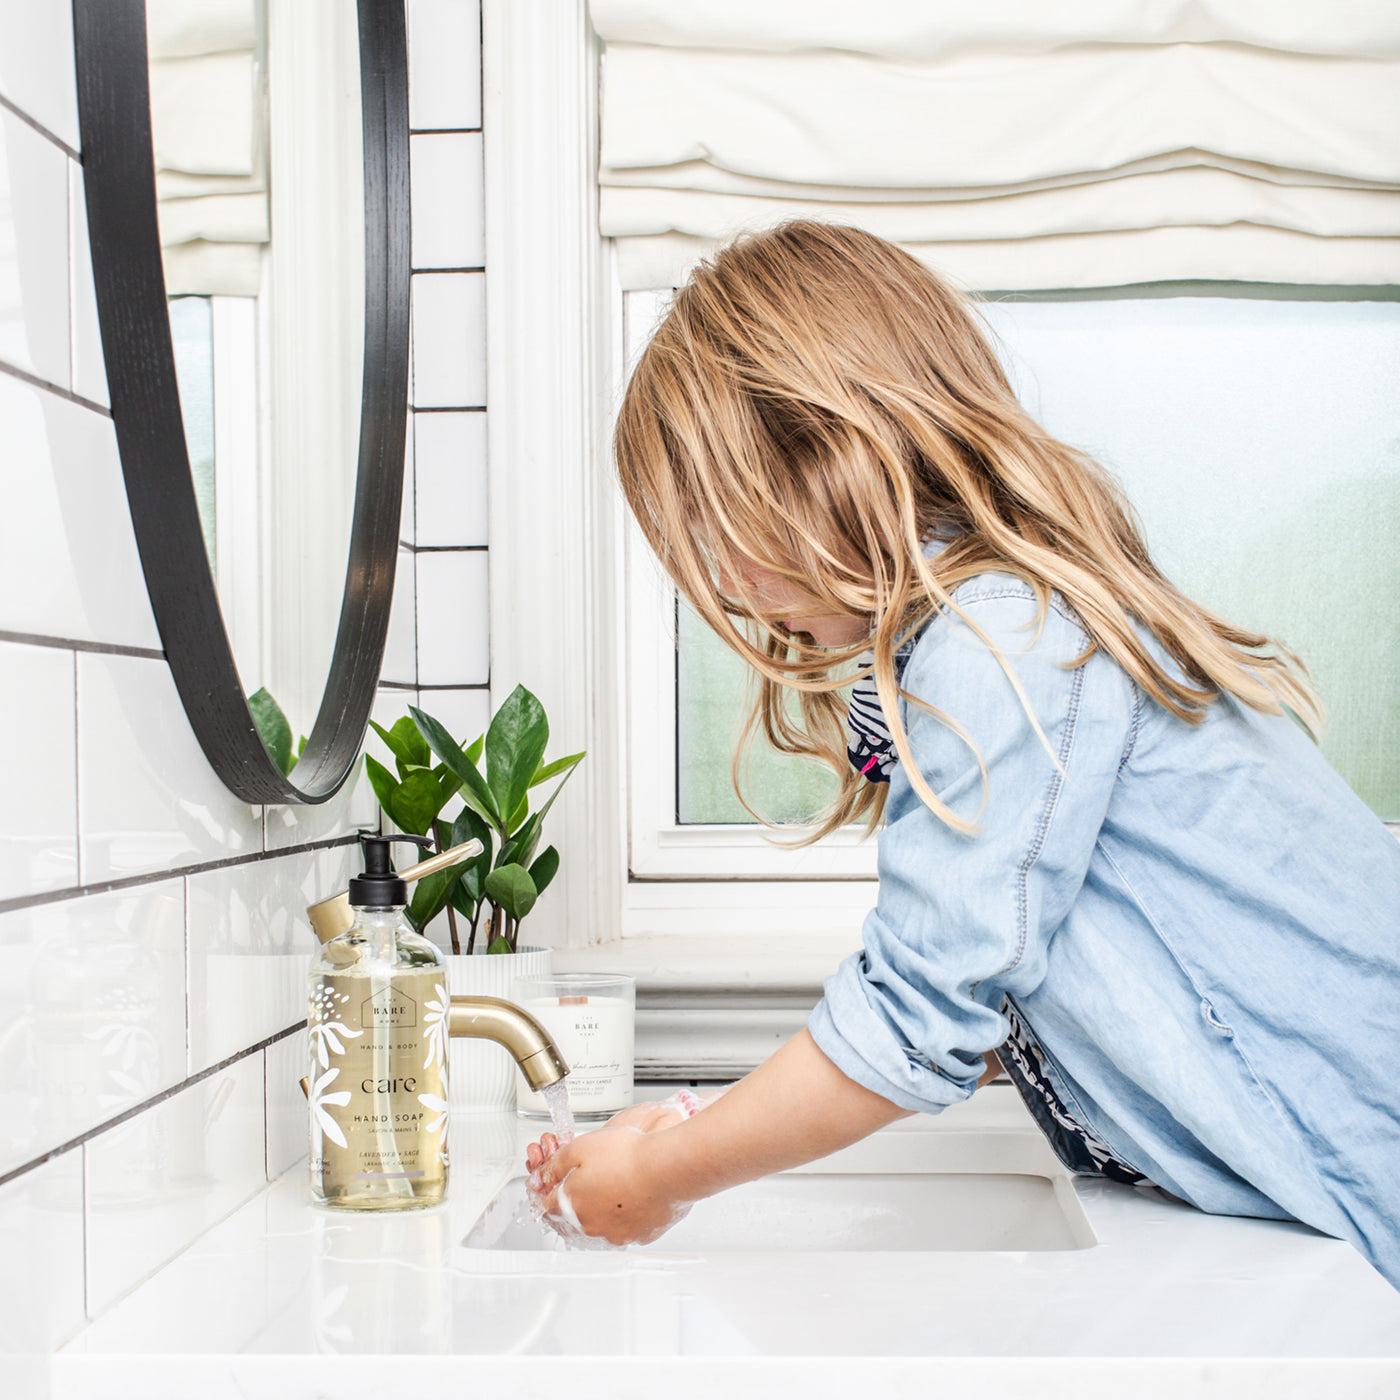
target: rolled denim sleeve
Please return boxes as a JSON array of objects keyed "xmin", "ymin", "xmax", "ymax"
[{"xmin": 809, "ymin": 582, "xmax": 1135, "ymax": 1114}]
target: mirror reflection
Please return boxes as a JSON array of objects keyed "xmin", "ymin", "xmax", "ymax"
[{"xmin": 147, "ymin": 0, "xmax": 365, "ymax": 742}]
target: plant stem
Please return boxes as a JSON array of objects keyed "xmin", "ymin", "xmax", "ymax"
[{"xmin": 489, "ymin": 903, "xmax": 505, "ymax": 949}]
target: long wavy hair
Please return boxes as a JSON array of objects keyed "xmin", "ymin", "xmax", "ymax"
[{"xmin": 615, "ymin": 221, "xmax": 1321, "ymax": 839}]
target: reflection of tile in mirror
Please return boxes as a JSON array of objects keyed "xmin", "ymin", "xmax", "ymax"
[
  {"xmin": 414, "ymin": 410, "xmax": 488, "ymax": 547},
  {"xmin": 407, "ymin": 0, "xmax": 482, "ymax": 133},
  {"xmin": 411, "ymin": 271, "xmax": 486, "ymax": 409},
  {"xmin": 410, "ymin": 132, "xmax": 484, "ymax": 270}
]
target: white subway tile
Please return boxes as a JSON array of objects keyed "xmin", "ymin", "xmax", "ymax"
[
  {"xmin": 410, "ymin": 132, "xmax": 484, "ymax": 270},
  {"xmin": 413, "ymin": 410, "xmax": 487, "ymax": 547},
  {"xmin": 411, "ymin": 687, "xmax": 491, "ymax": 750},
  {"xmin": 382, "ymin": 547, "xmax": 418, "ymax": 686},
  {"xmin": 0, "ymin": 377, "xmax": 160, "ymax": 649},
  {"xmin": 185, "ymin": 855, "xmax": 318, "ymax": 1074},
  {"xmin": 67, "ymin": 159, "xmax": 107, "ymax": 407},
  {"xmin": 415, "ymin": 549, "xmax": 489, "ymax": 686},
  {"xmin": 0, "ymin": 0, "xmax": 80, "ymax": 151},
  {"xmin": 410, "ymin": 271, "xmax": 486, "ymax": 408},
  {"xmin": 0, "ymin": 881, "xmax": 186, "ymax": 1177},
  {"xmin": 77, "ymin": 653, "xmax": 262, "ymax": 883},
  {"xmin": 262, "ymin": 748, "xmax": 376, "ymax": 853},
  {"xmin": 84, "ymin": 1053, "xmax": 266, "ymax": 1316},
  {"xmin": 264, "ymin": 1033, "xmax": 308, "ymax": 1182},
  {"xmin": 0, "ymin": 640, "xmax": 77, "ymax": 900},
  {"xmin": 0, "ymin": 107, "xmax": 71, "ymax": 388},
  {"xmin": 0, "ymin": 1151, "xmax": 86, "ymax": 1352},
  {"xmin": 407, "ymin": 0, "xmax": 481, "ymax": 132}
]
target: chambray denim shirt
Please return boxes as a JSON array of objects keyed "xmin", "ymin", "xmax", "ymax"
[{"xmin": 808, "ymin": 572, "xmax": 1400, "ymax": 1287}]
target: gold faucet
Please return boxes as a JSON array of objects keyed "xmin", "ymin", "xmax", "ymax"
[
  {"xmin": 299, "ymin": 994, "xmax": 568, "ymax": 1098},
  {"xmin": 448, "ymin": 995, "xmax": 569, "ymax": 1091}
]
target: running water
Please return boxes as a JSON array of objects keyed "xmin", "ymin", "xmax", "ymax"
[{"xmin": 541, "ymin": 1078, "xmax": 575, "ymax": 1146}]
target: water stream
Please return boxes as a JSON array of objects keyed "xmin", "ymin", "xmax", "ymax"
[{"xmin": 540, "ymin": 1078, "xmax": 575, "ymax": 1146}]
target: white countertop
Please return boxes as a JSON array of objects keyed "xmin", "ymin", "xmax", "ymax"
[{"xmin": 54, "ymin": 1087, "xmax": 1400, "ymax": 1399}]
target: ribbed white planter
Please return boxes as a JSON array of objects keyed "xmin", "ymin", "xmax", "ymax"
[{"xmin": 445, "ymin": 946, "xmax": 552, "ymax": 1112}]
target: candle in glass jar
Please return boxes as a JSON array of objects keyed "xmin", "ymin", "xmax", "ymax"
[{"xmin": 514, "ymin": 974, "xmax": 635, "ymax": 1119}]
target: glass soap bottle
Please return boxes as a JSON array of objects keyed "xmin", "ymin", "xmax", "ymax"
[{"xmin": 308, "ymin": 834, "xmax": 450, "ymax": 1210}]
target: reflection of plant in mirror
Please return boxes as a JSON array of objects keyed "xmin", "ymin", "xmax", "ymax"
[
  {"xmin": 366, "ymin": 686, "xmax": 584, "ymax": 955},
  {"xmin": 249, "ymin": 688, "xmax": 308, "ymax": 777}
]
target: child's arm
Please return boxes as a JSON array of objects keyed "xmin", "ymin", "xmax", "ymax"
[{"xmin": 527, "ymin": 1029, "xmax": 912, "ymax": 1245}]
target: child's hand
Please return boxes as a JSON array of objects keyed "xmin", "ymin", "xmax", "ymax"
[{"xmin": 527, "ymin": 1123, "xmax": 689, "ymax": 1247}]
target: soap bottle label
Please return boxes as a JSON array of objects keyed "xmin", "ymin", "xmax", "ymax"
[{"xmin": 308, "ymin": 969, "xmax": 450, "ymax": 1206}]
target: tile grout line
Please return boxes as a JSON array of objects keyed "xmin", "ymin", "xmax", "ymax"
[
  {"xmin": 0, "ymin": 629, "xmax": 163, "ymax": 660},
  {"xmin": 0, "ymin": 1022, "xmax": 305, "ymax": 1193},
  {"xmin": 0, "ymin": 357, "xmax": 110, "ymax": 416},
  {"xmin": 0, "ymin": 89, "xmax": 80, "ymax": 159},
  {"xmin": 0, "ymin": 833, "xmax": 360, "ymax": 917}
]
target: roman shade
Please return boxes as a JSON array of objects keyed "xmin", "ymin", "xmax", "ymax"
[{"xmin": 591, "ymin": 1, "xmax": 1400, "ymax": 290}]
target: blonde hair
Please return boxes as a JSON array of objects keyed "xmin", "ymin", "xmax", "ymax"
[{"xmin": 615, "ymin": 221, "xmax": 1322, "ymax": 840}]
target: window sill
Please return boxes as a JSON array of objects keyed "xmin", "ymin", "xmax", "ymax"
[{"xmin": 553, "ymin": 933, "xmax": 861, "ymax": 1080}]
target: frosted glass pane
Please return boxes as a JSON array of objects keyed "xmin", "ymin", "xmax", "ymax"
[
  {"xmin": 676, "ymin": 298, "xmax": 1400, "ymax": 823},
  {"xmin": 676, "ymin": 604, "xmax": 838, "ymax": 825}
]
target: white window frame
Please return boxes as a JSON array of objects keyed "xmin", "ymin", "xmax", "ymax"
[{"xmin": 482, "ymin": 5, "xmax": 876, "ymax": 967}]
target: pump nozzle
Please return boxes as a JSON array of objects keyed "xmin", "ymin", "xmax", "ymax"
[{"xmin": 306, "ymin": 834, "xmax": 484, "ymax": 941}]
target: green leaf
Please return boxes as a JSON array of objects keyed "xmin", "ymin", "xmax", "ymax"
[
  {"xmin": 368, "ymin": 716, "xmax": 432, "ymax": 776},
  {"xmin": 485, "ymin": 935, "xmax": 514, "ymax": 955},
  {"xmin": 411, "ymin": 707, "xmax": 501, "ymax": 830},
  {"xmin": 407, "ymin": 866, "xmax": 457, "ymax": 930},
  {"xmin": 530, "ymin": 750, "xmax": 585, "ymax": 788},
  {"xmin": 484, "ymin": 863, "xmax": 538, "ymax": 922},
  {"xmin": 500, "ymin": 811, "xmax": 543, "ymax": 872},
  {"xmin": 387, "ymin": 768, "xmax": 447, "ymax": 836},
  {"xmin": 465, "ymin": 734, "xmax": 485, "ymax": 766},
  {"xmin": 364, "ymin": 754, "xmax": 400, "ymax": 815},
  {"xmin": 449, "ymin": 806, "xmax": 493, "ymax": 866},
  {"xmin": 296, "ymin": 734, "xmax": 307, "ymax": 759},
  {"xmin": 484, "ymin": 686, "xmax": 549, "ymax": 837},
  {"xmin": 504, "ymin": 792, "xmax": 530, "ymax": 837},
  {"xmin": 448, "ymin": 880, "xmax": 477, "ymax": 922},
  {"xmin": 248, "ymin": 688, "xmax": 294, "ymax": 776},
  {"xmin": 528, "ymin": 845, "xmax": 560, "ymax": 898}
]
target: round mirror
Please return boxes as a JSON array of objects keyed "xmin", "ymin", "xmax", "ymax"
[{"xmin": 73, "ymin": 0, "xmax": 408, "ymax": 804}]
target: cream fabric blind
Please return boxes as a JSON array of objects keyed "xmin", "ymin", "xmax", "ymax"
[
  {"xmin": 591, "ymin": 1, "xmax": 1400, "ymax": 290},
  {"xmin": 147, "ymin": 0, "xmax": 268, "ymax": 296}
]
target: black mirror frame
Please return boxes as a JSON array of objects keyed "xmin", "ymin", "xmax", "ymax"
[{"xmin": 72, "ymin": 0, "xmax": 409, "ymax": 804}]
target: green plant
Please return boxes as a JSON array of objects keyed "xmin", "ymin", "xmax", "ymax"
[
  {"xmin": 365, "ymin": 685, "xmax": 583, "ymax": 955},
  {"xmin": 248, "ymin": 687, "xmax": 306, "ymax": 776}
]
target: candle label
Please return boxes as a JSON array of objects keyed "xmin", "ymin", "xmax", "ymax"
[{"xmin": 518, "ymin": 996, "xmax": 634, "ymax": 1116}]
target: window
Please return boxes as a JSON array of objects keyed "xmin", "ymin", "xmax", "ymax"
[{"xmin": 622, "ymin": 287, "xmax": 1400, "ymax": 920}]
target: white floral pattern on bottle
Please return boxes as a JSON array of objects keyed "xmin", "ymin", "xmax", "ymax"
[
  {"xmin": 422, "ymin": 983, "xmax": 450, "ymax": 1070},
  {"xmin": 309, "ymin": 1066, "xmax": 352, "ymax": 1148},
  {"xmin": 309, "ymin": 983, "xmax": 362, "ymax": 1069},
  {"xmin": 418, "ymin": 1090, "xmax": 450, "ymax": 1167}
]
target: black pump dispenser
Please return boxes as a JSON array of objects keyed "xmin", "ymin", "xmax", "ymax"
[{"xmin": 347, "ymin": 833, "xmax": 433, "ymax": 910}]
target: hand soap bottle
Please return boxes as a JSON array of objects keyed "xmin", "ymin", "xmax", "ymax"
[{"xmin": 308, "ymin": 834, "xmax": 450, "ymax": 1210}]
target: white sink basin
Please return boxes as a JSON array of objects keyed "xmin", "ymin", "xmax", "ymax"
[
  {"xmin": 462, "ymin": 1109, "xmax": 1096, "ymax": 1254},
  {"xmin": 465, "ymin": 1167, "xmax": 1092, "ymax": 1252}
]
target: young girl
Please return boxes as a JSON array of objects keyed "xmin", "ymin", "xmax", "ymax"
[{"xmin": 525, "ymin": 221, "xmax": 1400, "ymax": 1288}]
